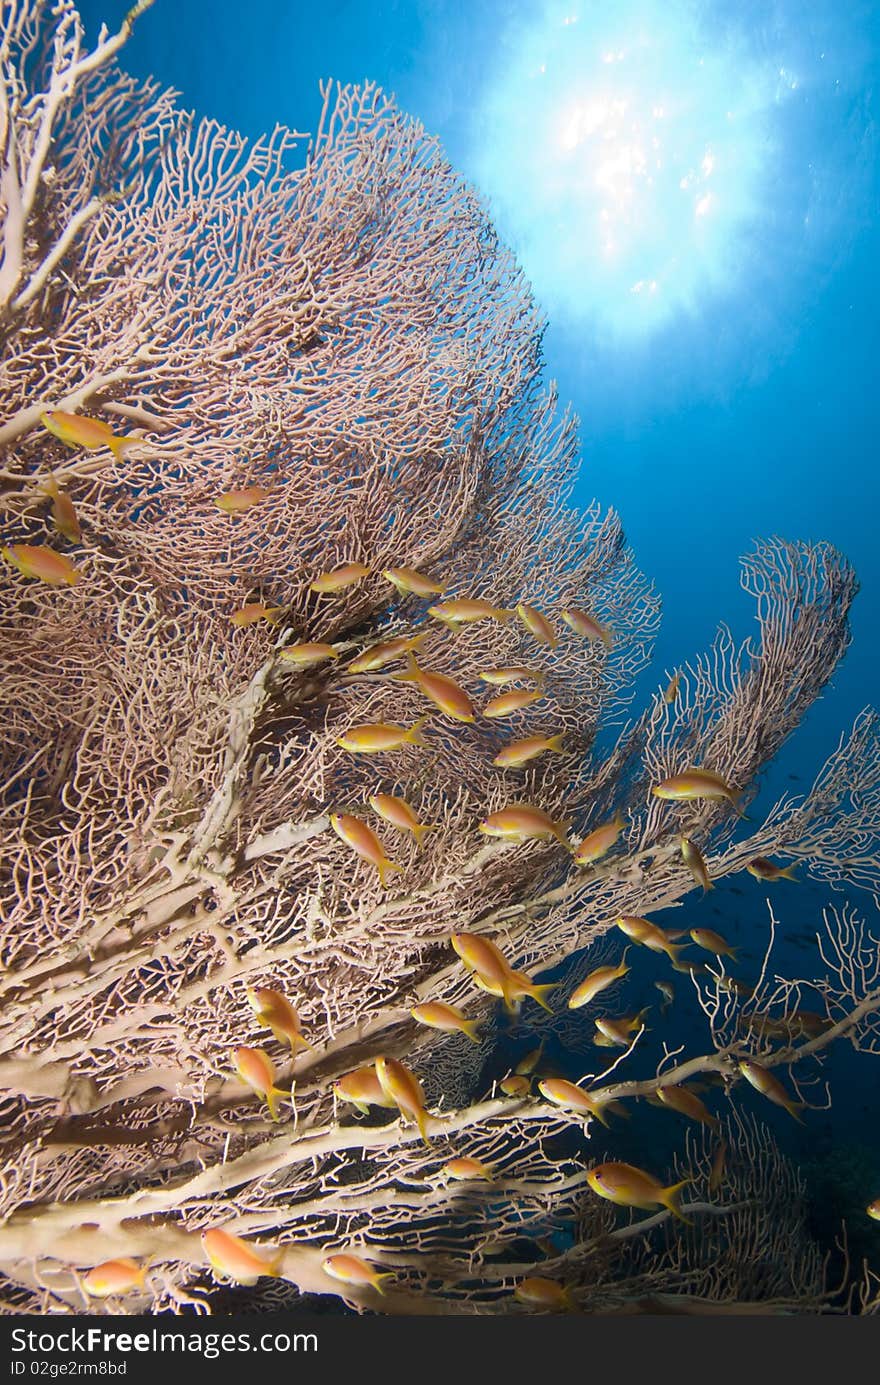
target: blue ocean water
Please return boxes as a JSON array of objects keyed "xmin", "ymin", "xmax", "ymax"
[{"xmin": 77, "ymin": 0, "xmax": 880, "ymax": 1290}]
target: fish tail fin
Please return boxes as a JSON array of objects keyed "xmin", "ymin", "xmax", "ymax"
[
  {"xmin": 377, "ymin": 857, "xmax": 403, "ymax": 888},
  {"xmin": 109, "ymin": 436, "xmax": 132, "ymax": 461},
  {"xmin": 547, "ymin": 733, "xmax": 566, "ymax": 752},
  {"xmin": 372, "ymin": 1272, "xmax": 395, "ymax": 1295},
  {"xmin": 415, "ymin": 1105, "xmax": 432, "ymax": 1145},
  {"xmin": 412, "ymin": 822, "xmax": 437, "ymax": 846},
  {"xmin": 781, "ymin": 866, "xmax": 799, "ymax": 881},
  {"xmin": 732, "ymin": 796, "xmax": 750, "ymax": 821},
  {"xmin": 619, "ymin": 947, "xmax": 631, "ymax": 974},
  {"xmin": 727, "ymin": 946, "xmax": 740, "ymax": 962},
  {"xmin": 528, "ymin": 982, "xmax": 557, "ymax": 1014},
  {"xmin": 405, "ymin": 714, "xmax": 431, "ymax": 747},
  {"xmin": 461, "ymin": 1020, "xmax": 482, "ymax": 1044},
  {"xmin": 392, "ymin": 651, "xmax": 421, "ymax": 682},
  {"xmin": 289, "ymin": 1030, "xmax": 314, "ymax": 1053},
  {"xmin": 662, "ymin": 1178, "xmax": 692, "ymax": 1224},
  {"xmin": 786, "ymin": 1100, "xmax": 806, "ymax": 1125},
  {"xmin": 601, "ymin": 626, "xmax": 613, "ymax": 650},
  {"xmin": 704, "ymin": 877, "xmax": 715, "ymax": 893},
  {"xmin": 265, "ymin": 1086, "xmax": 286, "ymax": 1122},
  {"xmin": 667, "ymin": 943, "xmax": 689, "ymax": 966},
  {"xmin": 591, "ymin": 1105, "xmax": 611, "ymax": 1129}
]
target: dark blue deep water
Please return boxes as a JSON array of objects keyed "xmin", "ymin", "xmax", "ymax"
[{"xmin": 78, "ymin": 0, "xmax": 880, "ymax": 1297}]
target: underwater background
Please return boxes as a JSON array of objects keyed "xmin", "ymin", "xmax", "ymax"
[{"xmin": 76, "ymin": 0, "xmax": 880, "ymax": 1295}]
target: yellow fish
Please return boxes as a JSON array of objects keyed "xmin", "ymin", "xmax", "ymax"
[
  {"xmin": 347, "ymin": 632, "xmax": 427, "ymax": 672},
  {"xmin": 410, "ymin": 1000, "xmax": 480, "ymax": 1042},
  {"xmin": 246, "ymin": 987, "xmax": 312, "ymax": 1053},
  {"xmin": 483, "ymin": 687, "xmax": 545, "ymax": 718},
  {"xmin": 479, "ymin": 666, "xmax": 543, "ymax": 686},
  {"xmin": 1, "ymin": 542, "xmax": 81, "ymax": 585},
  {"xmin": 375, "ymin": 1055, "xmax": 431, "ymax": 1143},
  {"xmin": 789, "ymin": 1009, "xmax": 833, "ymax": 1038},
  {"xmin": 738, "ymin": 1059, "xmax": 805, "ymax": 1122},
  {"xmin": 214, "ymin": 486, "xmax": 271, "ymax": 514},
  {"xmin": 514, "ymin": 1277, "xmax": 574, "ymax": 1310},
  {"xmin": 233, "ymin": 1046, "xmax": 288, "ymax": 1121},
  {"xmin": 393, "ymin": 653, "xmax": 475, "ymax": 722},
  {"xmin": 41, "ymin": 409, "xmax": 133, "ymax": 459},
  {"xmin": 572, "ymin": 811, "xmax": 626, "ymax": 867},
  {"xmin": 479, "ymin": 803, "xmax": 571, "ymax": 848},
  {"xmin": 202, "ymin": 1227, "xmax": 282, "ymax": 1284},
  {"xmin": 709, "ymin": 1138, "xmax": 728, "ymax": 1193},
  {"xmin": 334, "ymin": 1064, "xmax": 397, "ymax": 1115},
  {"xmin": 515, "ymin": 602, "xmax": 558, "ymax": 648},
  {"xmin": 652, "ymin": 768, "xmax": 746, "ymax": 816},
  {"xmin": 561, "ymin": 608, "xmax": 613, "ymax": 647},
  {"xmin": 451, "ymin": 932, "xmax": 556, "ymax": 1013},
  {"xmin": 657, "ymin": 1084, "xmax": 720, "ymax": 1130},
  {"xmin": 82, "ymin": 1258, "xmax": 148, "ymax": 1298},
  {"xmin": 745, "ymin": 856, "xmax": 798, "ymax": 882},
  {"xmin": 680, "ymin": 836, "xmax": 713, "ymax": 893},
  {"xmin": 568, "ymin": 951, "xmax": 630, "ymax": 1009},
  {"xmin": 382, "ymin": 566, "xmax": 446, "ymax": 596},
  {"xmin": 867, "ymin": 1199, "xmax": 880, "ymax": 1222},
  {"xmin": 689, "ymin": 927, "xmax": 738, "ymax": 960},
  {"xmin": 309, "ymin": 562, "xmax": 371, "ymax": 593},
  {"xmin": 39, "ymin": 476, "xmax": 81, "ymax": 543},
  {"xmin": 330, "ymin": 813, "xmax": 401, "ymax": 887},
  {"xmin": 369, "ymin": 792, "xmax": 436, "ymax": 845},
  {"xmin": 538, "ymin": 1077, "xmax": 612, "ymax": 1126},
  {"xmin": 277, "ymin": 642, "xmax": 341, "ymax": 667},
  {"xmin": 514, "ymin": 1043, "xmax": 545, "ymax": 1075},
  {"xmin": 426, "ymin": 597, "xmax": 511, "ymax": 629},
  {"xmin": 663, "ymin": 671, "xmax": 681, "ymax": 704},
  {"xmin": 615, "ymin": 915, "xmax": 687, "ymax": 965},
  {"xmin": 500, "ymin": 1074, "xmax": 531, "ymax": 1096},
  {"xmin": 493, "ymin": 733, "xmax": 566, "ymax": 768},
  {"xmin": 594, "ymin": 1010, "xmax": 649, "ymax": 1046},
  {"xmin": 230, "ymin": 603, "xmax": 285, "ymax": 627},
  {"xmin": 587, "ymin": 1161, "xmax": 692, "ymax": 1223},
  {"xmin": 322, "ymin": 1253, "xmax": 393, "ymax": 1295},
  {"xmin": 441, "ymin": 1157, "xmax": 494, "ymax": 1181},
  {"xmin": 336, "ymin": 718, "xmax": 430, "ymax": 753}
]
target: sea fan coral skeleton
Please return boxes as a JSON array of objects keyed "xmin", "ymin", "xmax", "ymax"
[{"xmin": 0, "ymin": 0, "xmax": 879, "ymax": 1316}]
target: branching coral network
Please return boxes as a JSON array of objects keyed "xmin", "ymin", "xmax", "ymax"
[{"xmin": 0, "ymin": 0, "xmax": 878, "ymax": 1316}]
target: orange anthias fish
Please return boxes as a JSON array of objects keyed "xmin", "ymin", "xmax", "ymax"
[
  {"xmin": 479, "ymin": 666, "xmax": 544, "ymax": 686},
  {"xmin": 392, "ymin": 653, "xmax": 475, "ymax": 722},
  {"xmin": 334, "ymin": 1064, "xmax": 397, "ymax": 1115},
  {"xmin": 615, "ymin": 916, "xmax": 688, "ymax": 965},
  {"xmin": 309, "ymin": 562, "xmax": 371, "ymax": 593},
  {"xmin": 410, "ymin": 1001, "xmax": 480, "ymax": 1042},
  {"xmin": 483, "ymin": 687, "xmax": 545, "ymax": 718},
  {"xmin": 369, "ymin": 792, "xmax": 436, "ymax": 845},
  {"xmin": 663, "ymin": 671, "xmax": 681, "ymax": 704},
  {"xmin": 709, "ymin": 1138, "xmax": 728, "ymax": 1193},
  {"xmin": 374, "ymin": 1056, "xmax": 431, "ymax": 1143},
  {"xmin": 322, "ymin": 1253, "xmax": 393, "ymax": 1295},
  {"xmin": 479, "ymin": 803, "xmax": 571, "ymax": 848},
  {"xmin": 738, "ymin": 1060, "xmax": 805, "ymax": 1123},
  {"xmin": 689, "ymin": 927, "xmax": 738, "ymax": 960},
  {"xmin": 214, "ymin": 486, "xmax": 271, "ymax": 514},
  {"xmin": 493, "ymin": 734, "xmax": 566, "ymax": 768},
  {"xmin": 594, "ymin": 1011, "xmax": 649, "ymax": 1046},
  {"xmin": 538, "ymin": 1078, "xmax": 612, "ymax": 1127},
  {"xmin": 347, "ymin": 632, "xmax": 427, "ymax": 673},
  {"xmin": 277, "ymin": 642, "xmax": 341, "ymax": 667},
  {"xmin": 745, "ymin": 856, "xmax": 799, "ymax": 882},
  {"xmin": 657, "ymin": 1084, "xmax": 720, "ymax": 1130},
  {"xmin": 233, "ymin": 1046, "xmax": 288, "ymax": 1121},
  {"xmin": 568, "ymin": 951, "xmax": 630, "ymax": 1009},
  {"xmin": 514, "ymin": 1277, "xmax": 574, "ymax": 1310},
  {"xmin": 230, "ymin": 603, "xmax": 285, "ymax": 627},
  {"xmin": 652, "ymin": 768, "xmax": 746, "ymax": 816},
  {"xmin": 336, "ymin": 718, "xmax": 430, "ymax": 753},
  {"xmin": 82, "ymin": 1258, "xmax": 148, "ymax": 1298},
  {"xmin": 382, "ymin": 566, "xmax": 446, "ymax": 596},
  {"xmin": 39, "ymin": 476, "xmax": 81, "ymax": 543},
  {"xmin": 330, "ymin": 813, "xmax": 402, "ymax": 888},
  {"xmin": 426, "ymin": 597, "xmax": 511, "ymax": 629},
  {"xmin": 560, "ymin": 608, "xmax": 613, "ymax": 648},
  {"xmin": 41, "ymin": 410, "xmax": 133, "ymax": 458},
  {"xmin": 515, "ymin": 602, "xmax": 558, "ymax": 648},
  {"xmin": 500, "ymin": 1074, "xmax": 531, "ymax": 1096},
  {"xmin": 451, "ymin": 932, "xmax": 556, "ymax": 1013},
  {"xmin": 587, "ymin": 1162, "xmax": 692, "ymax": 1223},
  {"xmin": 246, "ymin": 987, "xmax": 312, "ymax": 1053},
  {"xmin": 573, "ymin": 811, "xmax": 627, "ymax": 867},
  {"xmin": 202, "ymin": 1228, "xmax": 282, "ymax": 1284},
  {"xmin": 1, "ymin": 543, "xmax": 82, "ymax": 585},
  {"xmin": 867, "ymin": 1199, "xmax": 880, "ymax": 1222},
  {"xmin": 441, "ymin": 1157, "xmax": 494, "ymax": 1181},
  {"xmin": 680, "ymin": 837, "xmax": 713, "ymax": 893}
]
